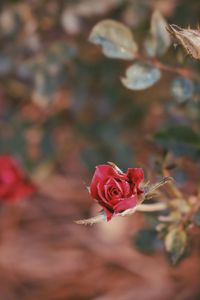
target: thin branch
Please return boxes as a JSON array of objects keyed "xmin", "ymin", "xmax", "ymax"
[
  {"xmin": 75, "ymin": 212, "xmax": 106, "ymax": 225},
  {"xmin": 162, "ymin": 169, "xmax": 182, "ymax": 198},
  {"xmin": 75, "ymin": 202, "xmax": 167, "ymax": 225},
  {"xmin": 137, "ymin": 202, "xmax": 167, "ymax": 212},
  {"xmin": 145, "ymin": 176, "xmax": 173, "ymax": 194},
  {"xmin": 151, "ymin": 59, "xmax": 200, "ymax": 81}
]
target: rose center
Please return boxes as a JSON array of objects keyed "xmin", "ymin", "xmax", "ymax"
[
  {"xmin": 109, "ymin": 186, "xmax": 121, "ymax": 198},
  {"xmin": 112, "ymin": 189, "xmax": 119, "ymax": 195}
]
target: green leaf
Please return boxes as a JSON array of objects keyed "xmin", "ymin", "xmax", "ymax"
[
  {"xmin": 171, "ymin": 76, "xmax": 195, "ymax": 102},
  {"xmin": 144, "ymin": 10, "xmax": 171, "ymax": 57},
  {"xmin": 89, "ymin": 19, "xmax": 138, "ymax": 60},
  {"xmin": 144, "ymin": 213, "xmax": 160, "ymax": 229},
  {"xmin": 154, "ymin": 126, "xmax": 200, "ymax": 159},
  {"xmin": 165, "ymin": 227, "xmax": 187, "ymax": 264},
  {"xmin": 133, "ymin": 229, "xmax": 163, "ymax": 253},
  {"xmin": 154, "ymin": 125, "xmax": 200, "ymax": 145},
  {"xmin": 27, "ymin": 42, "xmax": 74, "ymax": 107},
  {"xmin": 121, "ymin": 62, "xmax": 161, "ymax": 90},
  {"xmin": 193, "ymin": 209, "xmax": 200, "ymax": 226}
]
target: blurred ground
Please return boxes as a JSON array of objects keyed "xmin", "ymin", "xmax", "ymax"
[
  {"xmin": 0, "ymin": 169, "xmax": 200, "ymax": 300},
  {"xmin": 0, "ymin": 0, "xmax": 200, "ymax": 299}
]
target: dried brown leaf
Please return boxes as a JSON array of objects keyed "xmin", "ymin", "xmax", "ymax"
[{"xmin": 167, "ymin": 24, "xmax": 200, "ymax": 60}]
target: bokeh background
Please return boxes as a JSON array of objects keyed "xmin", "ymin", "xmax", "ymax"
[{"xmin": 0, "ymin": 0, "xmax": 200, "ymax": 299}]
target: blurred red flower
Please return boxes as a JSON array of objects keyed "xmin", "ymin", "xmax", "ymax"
[
  {"xmin": 90, "ymin": 164, "xmax": 144, "ymax": 221},
  {"xmin": 0, "ymin": 155, "xmax": 36, "ymax": 202}
]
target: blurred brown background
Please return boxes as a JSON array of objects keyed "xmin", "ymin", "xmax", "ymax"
[{"xmin": 0, "ymin": 0, "xmax": 200, "ymax": 299}]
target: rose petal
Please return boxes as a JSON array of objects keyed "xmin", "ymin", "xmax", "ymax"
[
  {"xmin": 127, "ymin": 168, "xmax": 144, "ymax": 193},
  {"xmin": 94, "ymin": 165, "xmax": 126, "ymax": 180},
  {"xmin": 109, "ymin": 197, "xmax": 121, "ymax": 206},
  {"xmin": 0, "ymin": 156, "xmax": 23, "ymax": 177},
  {"xmin": 0, "ymin": 184, "xmax": 13, "ymax": 198},
  {"xmin": 97, "ymin": 182, "xmax": 109, "ymax": 204},
  {"xmin": 127, "ymin": 168, "xmax": 144, "ymax": 184},
  {"xmin": 105, "ymin": 177, "xmax": 123, "ymax": 196},
  {"xmin": 113, "ymin": 195, "xmax": 138, "ymax": 213},
  {"xmin": 0, "ymin": 156, "xmax": 36, "ymax": 202},
  {"xmin": 102, "ymin": 206, "xmax": 113, "ymax": 221},
  {"xmin": 121, "ymin": 180, "xmax": 131, "ymax": 197},
  {"xmin": 90, "ymin": 165, "xmax": 126, "ymax": 199}
]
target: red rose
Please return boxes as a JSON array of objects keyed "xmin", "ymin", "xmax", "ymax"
[
  {"xmin": 0, "ymin": 155, "xmax": 36, "ymax": 202},
  {"xmin": 90, "ymin": 164, "xmax": 144, "ymax": 221}
]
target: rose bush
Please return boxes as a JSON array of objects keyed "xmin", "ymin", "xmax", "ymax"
[
  {"xmin": 90, "ymin": 164, "xmax": 144, "ymax": 220},
  {"xmin": 0, "ymin": 155, "xmax": 36, "ymax": 202}
]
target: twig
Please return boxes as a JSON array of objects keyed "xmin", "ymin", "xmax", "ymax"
[
  {"xmin": 75, "ymin": 202, "xmax": 167, "ymax": 225},
  {"xmin": 145, "ymin": 176, "xmax": 173, "ymax": 194}
]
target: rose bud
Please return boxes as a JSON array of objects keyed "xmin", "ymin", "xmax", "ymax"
[
  {"xmin": 90, "ymin": 164, "xmax": 144, "ymax": 221},
  {"xmin": 0, "ymin": 155, "xmax": 36, "ymax": 203}
]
